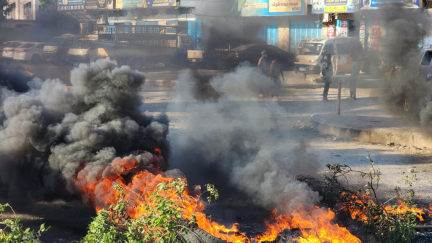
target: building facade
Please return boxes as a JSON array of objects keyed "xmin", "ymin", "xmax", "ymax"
[
  {"xmin": 315, "ymin": 0, "xmax": 426, "ymax": 51},
  {"xmin": 5, "ymin": 0, "xmax": 40, "ymax": 20},
  {"xmin": 238, "ymin": 0, "xmax": 322, "ymax": 52}
]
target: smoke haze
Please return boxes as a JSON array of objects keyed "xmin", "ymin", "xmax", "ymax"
[
  {"xmin": 378, "ymin": 5, "xmax": 432, "ymax": 124},
  {"xmin": 168, "ymin": 66, "xmax": 321, "ymax": 213}
]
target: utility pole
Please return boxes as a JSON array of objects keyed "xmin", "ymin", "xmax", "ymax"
[
  {"xmin": 15, "ymin": 0, "xmax": 20, "ymax": 20},
  {"xmin": 337, "ymin": 80, "xmax": 341, "ymax": 115},
  {"xmin": 31, "ymin": 0, "xmax": 36, "ymax": 20}
]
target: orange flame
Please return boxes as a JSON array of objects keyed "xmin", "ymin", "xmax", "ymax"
[
  {"xmin": 75, "ymin": 153, "xmax": 360, "ymax": 243},
  {"xmin": 255, "ymin": 208, "xmax": 361, "ymax": 243},
  {"xmin": 385, "ymin": 200, "xmax": 425, "ymax": 221},
  {"xmin": 340, "ymin": 192, "xmax": 426, "ymax": 223}
]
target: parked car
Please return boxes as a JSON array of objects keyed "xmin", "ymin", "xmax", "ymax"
[
  {"xmin": 67, "ymin": 35, "xmax": 98, "ymax": 65},
  {"xmin": 0, "ymin": 56, "xmax": 33, "ymax": 92},
  {"xmin": 216, "ymin": 44, "xmax": 294, "ymax": 70},
  {"xmin": 44, "ymin": 34, "xmax": 81, "ymax": 64},
  {"xmin": 2, "ymin": 42, "xmax": 26, "ymax": 58},
  {"xmin": 420, "ymin": 44, "xmax": 432, "ymax": 73},
  {"xmin": 13, "ymin": 42, "xmax": 46, "ymax": 63},
  {"xmin": 0, "ymin": 41, "xmax": 19, "ymax": 56}
]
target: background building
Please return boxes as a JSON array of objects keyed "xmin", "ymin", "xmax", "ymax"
[{"xmin": 5, "ymin": 0, "xmax": 40, "ymax": 20}]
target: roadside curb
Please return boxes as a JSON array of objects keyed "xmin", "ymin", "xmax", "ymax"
[
  {"xmin": 311, "ymin": 114, "xmax": 432, "ymax": 148},
  {"xmin": 144, "ymin": 80, "xmax": 177, "ymax": 87}
]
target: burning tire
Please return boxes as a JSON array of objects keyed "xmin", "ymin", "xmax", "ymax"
[{"xmin": 181, "ymin": 228, "xmax": 226, "ymax": 243}]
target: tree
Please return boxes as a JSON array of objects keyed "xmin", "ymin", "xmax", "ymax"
[
  {"xmin": 39, "ymin": 0, "xmax": 57, "ymax": 11},
  {"xmin": 0, "ymin": 0, "xmax": 13, "ymax": 22}
]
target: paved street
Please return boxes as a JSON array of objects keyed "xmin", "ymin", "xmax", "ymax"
[{"xmin": 21, "ymin": 62, "xmax": 219, "ymax": 86}]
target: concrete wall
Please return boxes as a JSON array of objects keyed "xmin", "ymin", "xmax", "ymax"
[{"xmin": 278, "ymin": 18, "xmax": 289, "ymax": 52}]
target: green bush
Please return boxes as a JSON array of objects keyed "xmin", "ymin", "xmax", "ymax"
[
  {"xmin": 325, "ymin": 156, "xmax": 421, "ymax": 243},
  {"xmin": 83, "ymin": 179, "xmax": 218, "ymax": 243},
  {"xmin": 0, "ymin": 203, "xmax": 49, "ymax": 243}
]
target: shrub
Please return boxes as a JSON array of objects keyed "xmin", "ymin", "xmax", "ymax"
[
  {"xmin": 325, "ymin": 156, "xmax": 422, "ymax": 243},
  {"xmin": 83, "ymin": 179, "xmax": 218, "ymax": 243},
  {"xmin": 0, "ymin": 203, "xmax": 49, "ymax": 243}
]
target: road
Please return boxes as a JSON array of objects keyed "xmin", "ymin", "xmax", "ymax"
[
  {"xmin": 142, "ymin": 77, "xmax": 432, "ymax": 202},
  {"xmin": 5, "ymin": 62, "xmax": 432, "ymax": 242},
  {"xmin": 21, "ymin": 63, "xmax": 203, "ymax": 86}
]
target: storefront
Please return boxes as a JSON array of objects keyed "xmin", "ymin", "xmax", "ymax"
[
  {"xmin": 238, "ymin": 0, "xmax": 311, "ymax": 52},
  {"xmin": 358, "ymin": 0, "xmax": 423, "ymax": 52},
  {"xmin": 289, "ymin": 20, "xmax": 322, "ymax": 52},
  {"xmin": 312, "ymin": 0, "xmax": 360, "ymax": 38}
]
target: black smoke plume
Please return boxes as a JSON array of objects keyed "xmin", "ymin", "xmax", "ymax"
[
  {"xmin": 168, "ymin": 66, "xmax": 321, "ymax": 213},
  {"xmin": 0, "ymin": 60, "xmax": 169, "ymax": 208},
  {"xmin": 378, "ymin": 5, "xmax": 432, "ymax": 121}
]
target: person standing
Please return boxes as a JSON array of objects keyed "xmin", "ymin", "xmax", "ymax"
[
  {"xmin": 258, "ymin": 50, "xmax": 270, "ymax": 76},
  {"xmin": 270, "ymin": 57, "xmax": 284, "ymax": 100},
  {"xmin": 350, "ymin": 53, "xmax": 361, "ymax": 100},
  {"xmin": 320, "ymin": 50, "xmax": 334, "ymax": 101},
  {"xmin": 258, "ymin": 50, "xmax": 270, "ymax": 97}
]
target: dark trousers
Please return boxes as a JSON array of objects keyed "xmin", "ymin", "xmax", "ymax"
[
  {"xmin": 323, "ymin": 76, "xmax": 331, "ymax": 99},
  {"xmin": 271, "ymin": 76, "xmax": 281, "ymax": 97},
  {"xmin": 350, "ymin": 75, "xmax": 357, "ymax": 98}
]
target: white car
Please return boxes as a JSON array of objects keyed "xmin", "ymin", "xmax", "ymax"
[
  {"xmin": 2, "ymin": 42, "xmax": 26, "ymax": 58},
  {"xmin": 0, "ymin": 41, "xmax": 19, "ymax": 56},
  {"xmin": 67, "ymin": 35, "xmax": 98, "ymax": 64},
  {"xmin": 13, "ymin": 42, "xmax": 46, "ymax": 63}
]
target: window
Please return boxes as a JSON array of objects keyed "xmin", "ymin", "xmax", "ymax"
[
  {"xmin": 48, "ymin": 38, "xmax": 64, "ymax": 46},
  {"xmin": 21, "ymin": 43, "xmax": 34, "ymax": 48},
  {"xmin": 300, "ymin": 43, "xmax": 324, "ymax": 55},
  {"xmin": 297, "ymin": 40, "xmax": 307, "ymax": 51},
  {"xmin": 246, "ymin": 46, "xmax": 264, "ymax": 52},
  {"xmin": 323, "ymin": 44, "xmax": 335, "ymax": 55},
  {"xmin": 4, "ymin": 42, "xmax": 17, "ymax": 47},
  {"xmin": 421, "ymin": 51, "xmax": 432, "ymax": 65},
  {"xmin": 72, "ymin": 40, "xmax": 89, "ymax": 49},
  {"xmin": 62, "ymin": 39, "xmax": 73, "ymax": 47},
  {"xmin": 336, "ymin": 44, "xmax": 350, "ymax": 55},
  {"xmin": 37, "ymin": 44, "xmax": 45, "ymax": 49}
]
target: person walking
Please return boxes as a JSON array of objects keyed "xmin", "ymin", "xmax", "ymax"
[
  {"xmin": 350, "ymin": 53, "xmax": 361, "ymax": 100},
  {"xmin": 320, "ymin": 50, "xmax": 334, "ymax": 101},
  {"xmin": 270, "ymin": 57, "xmax": 284, "ymax": 100}
]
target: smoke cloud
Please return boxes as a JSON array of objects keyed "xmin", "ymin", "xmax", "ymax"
[
  {"xmin": 378, "ymin": 5, "xmax": 432, "ymax": 123},
  {"xmin": 0, "ymin": 60, "xmax": 169, "ymax": 208},
  {"xmin": 168, "ymin": 66, "xmax": 321, "ymax": 213}
]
